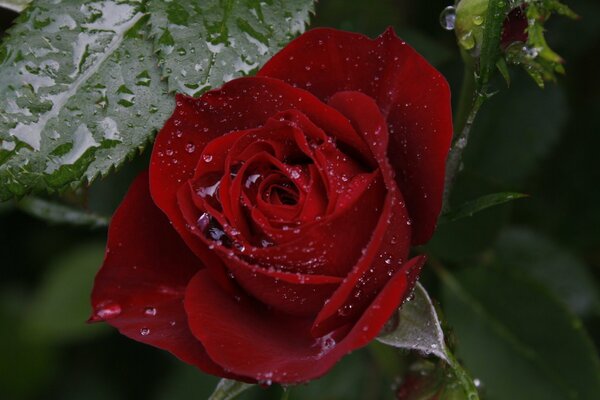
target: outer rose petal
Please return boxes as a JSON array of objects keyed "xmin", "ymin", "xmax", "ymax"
[
  {"xmin": 90, "ymin": 172, "xmax": 238, "ymax": 379},
  {"xmin": 184, "ymin": 256, "xmax": 425, "ymax": 383},
  {"xmin": 311, "ymin": 91, "xmax": 412, "ymax": 336},
  {"xmin": 258, "ymin": 28, "xmax": 453, "ymax": 244}
]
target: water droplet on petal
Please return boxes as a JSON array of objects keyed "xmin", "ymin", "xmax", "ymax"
[
  {"xmin": 144, "ymin": 307, "xmax": 157, "ymax": 316},
  {"xmin": 94, "ymin": 302, "xmax": 122, "ymax": 320},
  {"xmin": 185, "ymin": 143, "xmax": 196, "ymax": 153},
  {"xmin": 197, "ymin": 212, "xmax": 211, "ymax": 231},
  {"xmin": 140, "ymin": 327, "xmax": 151, "ymax": 336}
]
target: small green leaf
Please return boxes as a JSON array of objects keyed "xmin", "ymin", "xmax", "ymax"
[
  {"xmin": 378, "ymin": 283, "xmax": 480, "ymax": 400},
  {"xmin": 17, "ymin": 196, "xmax": 109, "ymax": 228},
  {"xmin": 0, "ymin": 0, "xmax": 174, "ymax": 201},
  {"xmin": 209, "ymin": 379, "xmax": 254, "ymax": 400},
  {"xmin": 496, "ymin": 57, "xmax": 510, "ymax": 85},
  {"xmin": 440, "ymin": 264, "xmax": 600, "ymax": 400},
  {"xmin": 378, "ymin": 283, "xmax": 449, "ymax": 363},
  {"xmin": 148, "ymin": 0, "xmax": 316, "ymax": 96},
  {"xmin": 440, "ymin": 192, "xmax": 527, "ymax": 223},
  {"xmin": 0, "ymin": 0, "xmax": 31, "ymax": 12}
]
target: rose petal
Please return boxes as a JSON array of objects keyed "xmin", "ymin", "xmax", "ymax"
[
  {"xmin": 258, "ymin": 28, "xmax": 452, "ymax": 244},
  {"xmin": 184, "ymin": 256, "xmax": 425, "ymax": 383},
  {"xmin": 151, "ymin": 77, "xmax": 370, "ymax": 226},
  {"xmin": 313, "ymin": 91, "xmax": 415, "ymax": 335},
  {"xmin": 90, "ymin": 172, "xmax": 238, "ymax": 379}
]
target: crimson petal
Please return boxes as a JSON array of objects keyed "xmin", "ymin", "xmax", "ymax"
[
  {"xmin": 258, "ymin": 28, "xmax": 453, "ymax": 244},
  {"xmin": 184, "ymin": 256, "xmax": 425, "ymax": 383},
  {"xmin": 90, "ymin": 172, "xmax": 239, "ymax": 379}
]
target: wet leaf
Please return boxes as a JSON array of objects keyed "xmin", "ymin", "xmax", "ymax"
[
  {"xmin": 441, "ymin": 264, "xmax": 600, "ymax": 400},
  {"xmin": 148, "ymin": 0, "xmax": 315, "ymax": 96},
  {"xmin": 440, "ymin": 192, "xmax": 527, "ymax": 223},
  {"xmin": 0, "ymin": 0, "xmax": 30, "ymax": 12},
  {"xmin": 0, "ymin": 0, "xmax": 173, "ymax": 201}
]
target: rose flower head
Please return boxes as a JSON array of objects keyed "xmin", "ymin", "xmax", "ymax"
[{"xmin": 90, "ymin": 28, "xmax": 452, "ymax": 384}]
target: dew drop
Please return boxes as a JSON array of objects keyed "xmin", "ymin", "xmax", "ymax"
[
  {"xmin": 94, "ymin": 302, "xmax": 122, "ymax": 320},
  {"xmin": 197, "ymin": 181, "xmax": 220, "ymax": 198},
  {"xmin": 523, "ymin": 45, "xmax": 539, "ymax": 59},
  {"xmin": 185, "ymin": 142, "xmax": 196, "ymax": 153},
  {"xmin": 202, "ymin": 154, "xmax": 213, "ymax": 162},
  {"xmin": 144, "ymin": 307, "xmax": 157, "ymax": 316},
  {"xmin": 140, "ymin": 327, "xmax": 151, "ymax": 336},
  {"xmin": 245, "ymin": 173, "xmax": 261, "ymax": 188},
  {"xmin": 473, "ymin": 15, "xmax": 484, "ymax": 25},
  {"xmin": 440, "ymin": 6, "xmax": 456, "ymax": 31},
  {"xmin": 261, "ymin": 239, "xmax": 273, "ymax": 248},
  {"xmin": 197, "ymin": 212, "xmax": 211, "ymax": 231}
]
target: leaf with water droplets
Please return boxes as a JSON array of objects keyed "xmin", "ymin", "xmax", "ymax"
[
  {"xmin": 0, "ymin": 0, "xmax": 174, "ymax": 201},
  {"xmin": 147, "ymin": 0, "xmax": 316, "ymax": 96},
  {"xmin": 0, "ymin": 0, "xmax": 31, "ymax": 12},
  {"xmin": 208, "ymin": 379, "xmax": 254, "ymax": 400}
]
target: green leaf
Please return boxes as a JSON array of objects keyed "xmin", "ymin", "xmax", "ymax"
[
  {"xmin": 495, "ymin": 227, "xmax": 600, "ymax": 317},
  {"xmin": 17, "ymin": 196, "xmax": 109, "ymax": 228},
  {"xmin": 0, "ymin": 0, "xmax": 174, "ymax": 201},
  {"xmin": 440, "ymin": 192, "xmax": 527, "ymax": 223},
  {"xmin": 209, "ymin": 379, "xmax": 254, "ymax": 400},
  {"xmin": 378, "ymin": 282, "xmax": 480, "ymax": 400},
  {"xmin": 440, "ymin": 264, "xmax": 600, "ymax": 400},
  {"xmin": 0, "ymin": 0, "xmax": 31, "ymax": 12},
  {"xmin": 378, "ymin": 283, "xmax": 449, "ymax": 363},
  {"xmin": 148, "ymin": 0, "xmax": 315, "ymax": 96},
  {"xmin": 23, "ymin": 242, "xmax": 108, "ymax": 343}
]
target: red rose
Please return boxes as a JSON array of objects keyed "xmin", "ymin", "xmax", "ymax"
[{"xmin": 90, "ymin": 28, "xmax": 452, "ymax": 384}]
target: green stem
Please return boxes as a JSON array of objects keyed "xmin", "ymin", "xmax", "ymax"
[
  {"xmin": 442, "ymin": 63, "xmax": 485, "ymax": 211},
  {"xmin": 453, "ymin": 59, "xmax": 476, "ymax": 135}
]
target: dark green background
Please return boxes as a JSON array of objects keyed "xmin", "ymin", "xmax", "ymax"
[{"xmin": 1, "ymin": 0, "xmax": 599, "ymax": 399}]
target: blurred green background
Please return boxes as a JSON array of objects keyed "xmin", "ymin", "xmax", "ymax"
[{"xmin": 1, "ymin": 1, "xmax": 600, "ymax": 399}]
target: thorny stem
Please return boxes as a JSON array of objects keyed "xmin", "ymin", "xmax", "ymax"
[{"xmin": 442, "ymin": 62, "xmax": 486, "ymax": 212}]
